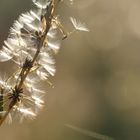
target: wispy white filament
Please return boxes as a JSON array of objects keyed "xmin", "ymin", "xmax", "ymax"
[{"xmin": 70, "ymin": 17, "xmax": 89, "ymax": 32}]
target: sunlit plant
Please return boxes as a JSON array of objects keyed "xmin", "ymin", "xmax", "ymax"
[{"xmin": 0, "ymin": 0, "xmax": 89, "ymax": 125}]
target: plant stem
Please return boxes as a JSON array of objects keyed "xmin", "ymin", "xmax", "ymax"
[{"xmin": 0, "ymin": 0, "xmax": 60, "ymax": 126}]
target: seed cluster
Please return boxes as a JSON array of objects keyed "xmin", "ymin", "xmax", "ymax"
[{"xmin": 0, "ymin": 0, "xmax": 89, "ymax": 125}]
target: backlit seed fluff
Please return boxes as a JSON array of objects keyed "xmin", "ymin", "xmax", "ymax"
[{"xmin": 0, "ymin": 0, "xmax": 89, "ymax": 125}]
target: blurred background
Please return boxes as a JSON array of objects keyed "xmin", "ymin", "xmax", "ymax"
[{"xmin": 0, "ymin": 0, "xmax": 140, "ymax": 140}]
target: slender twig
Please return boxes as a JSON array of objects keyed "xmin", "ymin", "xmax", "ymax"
[
  {"xmin": 0, "ymin": 0, "xmax": 59, "ymax": 126},
  {"xmin": 0, "ymin": 0, "xmax": 88, "ymax": 126}
]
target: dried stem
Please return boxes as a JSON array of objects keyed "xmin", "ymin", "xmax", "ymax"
[
  {"xmin": 0, "ymin": 0, "xmax": 60, "ymax": 126},
  {"xmin": 0, "ymin": 0, "xmax": 88, "ymax": 126}
]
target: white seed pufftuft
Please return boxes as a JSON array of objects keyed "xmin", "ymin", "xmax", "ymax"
[
  {"xmin": 0, "ymin": 0, "xmax": 88, "ymax": 125},
  {"xmin": 70, "ymin": 17, "xmax": 89, "ymax": 32},
  {"xmin": 32, "ymin": 0, "xmax": 51, "ymax": 9}
]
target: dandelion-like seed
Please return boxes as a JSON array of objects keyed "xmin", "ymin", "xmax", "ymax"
[{"xmin": 0, "ymin": 0, "xmax": 89, "ymax": 125}]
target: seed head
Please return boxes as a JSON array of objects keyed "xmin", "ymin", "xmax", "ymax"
[{"xmin": 0, "ymin": 0, "xmax": 89, "ymax": 125}]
